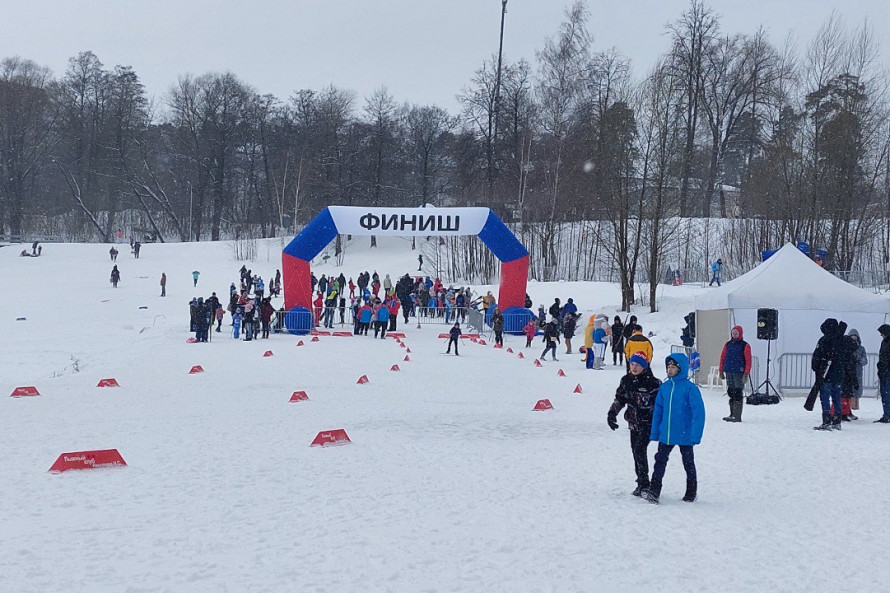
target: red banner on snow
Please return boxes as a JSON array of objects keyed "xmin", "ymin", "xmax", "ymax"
[
  {"xmin": 533, "ymin": 399, "xmax": 554, "ymax": 411},
  {"xmin": 11, "ymin": 386, "xmax": 40, "ymax": 397},
  {"xmin": 49, "ymin": 449, "xmax": 127, "ymax": 473},
  {"xmin": 310, "ymin": 429, "xmax": 351, "ymax": 447},
  {"xmin": 333, "ymin": 332, "xmax": 352, "ymax": 337}
]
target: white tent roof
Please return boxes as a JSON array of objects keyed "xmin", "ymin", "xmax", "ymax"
[{"xmin": 694, "ymin": 243, "xmax": 890, "ymax": 313}]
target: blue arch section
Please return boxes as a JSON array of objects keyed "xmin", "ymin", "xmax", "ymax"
[
  {"xmin": 283, "ymin": 207, "xmax": 337, "ymax": 261},
  {"xmin": 477, "ymin": 210, "xmax": 528, "ymax": 263}
]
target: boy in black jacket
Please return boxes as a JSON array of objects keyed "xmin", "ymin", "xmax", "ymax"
[
  {"xmin": 607, "ymin": 353, "xmax": 662, "ymax": 496},
  {"xmin": 446, "ymin": 322, "xmax": 462, "ymax": 356}
]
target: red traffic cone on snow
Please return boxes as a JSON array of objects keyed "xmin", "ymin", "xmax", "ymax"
[
  {"xmin": 573, "ymin": 383, "xmax": 583, "ymax": 394},
  {"xmin": 533, "ymin": 399, "xmax": 554, "ymax": 411},
  {"xmin": 263, "ymin": 350, "xmax": 273, "ymax": 357},
  {"xmin": 557, "ymin": 369, "xmax": 566, "ymax": 377},
  {"xmin": 390, "ymin": 365, "xmax": 400, "ymax": 372},
  {"xmin": 311, "ymin": 336, "xmax": 320, "ymax": 342},
  {"xmin": 297, "ymin": 340, "xmax": 305, "ymax": 347},
  {"xmin": 534, "ymin": 359, "xmax": 542, "ymax": 367},
  {"xmin": 403, "ymin": 355, "xmax": 410, "ymax": 362},
  {"xmin": 518, "ymin": 352, "xmax": 525, "ymax": 359},
  {"xmin": 506, "ymin": 347, "xmax": 514, "ymax": 353},
  {"xmin": 189, "ymin": 365, "xmax": 204, "ymax": 374},
  {"xmin": 357, "ymin": 375, "xmax": 370, "ymax": 384}
]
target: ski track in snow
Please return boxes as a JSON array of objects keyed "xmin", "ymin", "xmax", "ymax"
[{"xmin": 1, "ymin": 238, "xmax": 888, "ymax": 593}]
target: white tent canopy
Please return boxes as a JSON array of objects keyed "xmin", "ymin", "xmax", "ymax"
[{"xmin": 693, "ymin": 243, "xmax": 890, "ymax": 393}]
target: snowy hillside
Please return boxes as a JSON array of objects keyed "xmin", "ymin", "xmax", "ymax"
[{"xmin": 2, "ymin": 237, "xmax": 888, "ymax": 593}]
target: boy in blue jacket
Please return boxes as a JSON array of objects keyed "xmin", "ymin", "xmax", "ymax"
[{"xmin": 645, "ymin": 353, "xmax": 706, "ymax": 504}]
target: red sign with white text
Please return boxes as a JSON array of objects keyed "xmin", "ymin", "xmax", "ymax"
[{"xmin": 49, "ymin": 449, "xmax": 127, "ymax": 473}]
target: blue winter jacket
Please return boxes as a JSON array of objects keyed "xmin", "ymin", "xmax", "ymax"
[
  {"xmin": 376, "ymin": 307, "xmax": 390, "ymax": 322},
  {"xmin": 650, "ymin": 353, "xmax": 706, "ymax": 446}
]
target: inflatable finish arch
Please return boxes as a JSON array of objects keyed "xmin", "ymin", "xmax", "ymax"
[{"xmin": 283, "ymin": 205, "xmax": 529, "ymax": 315}]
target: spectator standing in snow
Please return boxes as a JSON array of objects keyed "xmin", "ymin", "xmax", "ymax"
[
  {"xmin": 709, "ymin": 258, "xmax": 723, "ymax": 286},
  {"xmin": 418, "ymin": 254, "xmax": 423, "ymax": 271},
  {"xmin": 318, "ymin": 275, "xmax": 328, "ymax": 296},
  {"xmin": 611, "ymin": 316, "xmax": 625, "ymax": 366},
  {"xmin": 109, "ymin": 246, "xmax": 118, "ymax": 261},
  {"xmin": 134, "ymin": 241, "xmax": 141, "ymax": 259},
  {"xmin": 214, "ymin": 302, "xmax": 224, "ymax": 332},
  {"xmin": 608, "ymin": 353, "xmax": 661, "ymax": 497},
  {"xmin": 562, "ymin": 312, "xmax": 578, "ymax": 354},
  {"xmin": 446, "ymin": 322, "xmax": 461, "ymax": 355},
  {"xmin": 192, "ymin": 270, "xmax": 200, "ymax": 287},
  {"xmin": 624, "ymin": 326, "xmax": 653, "ymax": 372},
  {"xmin": 812, "ymin": 319, "xmax": 850, "ymax": 430},
  {"xmin": 260, "ymin": 298, "xmax": 275, "ymax": 338},
  {"xmin": 541, "ymin": 319, "xmax": 560, "ymax": 361},
  {"xmin": 876, "ymin": 324, "xmax": 890, "ymax": 423},
  {"xmin": 719, "ymin": 326, "xmax": 752, "ymax": 422},
  {"xmin": 844, "ymin": 328, "xmax": 867, "ymax": 420},
  {"xmin": 491, "ymin": 308, "xmax": 505, "ymax": 346},
  {"xmin": 110, "ymin": 265, "xmax": 121, "ymax": 288},
  {"xmin": 160, "ymin": 273, "xmax": 166, "ymax": 297},
  {"xmin": 374, "ymin": 300, "xmax": 389, "ymax": 339},
  {"xmin": 644, "ymin": 353, "xmax": 705, "ymax": 504}
]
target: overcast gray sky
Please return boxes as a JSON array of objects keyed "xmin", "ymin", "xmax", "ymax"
[{"xmin": 1, "ymin": 1, "xmax": 886, "ymax": 113}]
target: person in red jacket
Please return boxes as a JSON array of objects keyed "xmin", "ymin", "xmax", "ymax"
[
  {"xmin": 523, "ymin": 319, "xmax": 537, "ymax": 347},
  {"xmin": 718, "ymin": 325, "xmax": 752, "ymax": 422},
  {"xmin": 388, "ymin": 297, "xmax": 400, "ymax": 331},
  {"xmin": 313, "ymin": 292, "xmax": 324, "ymax": 327}
]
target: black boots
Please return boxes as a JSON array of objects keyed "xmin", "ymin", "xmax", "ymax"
[
  {"xmin": 683, "ymin": 481, "xmax": 697, "ymax": 502},
  {"xmin": 632, "ymin": 480, "xmax": 650, "ymax": 497},
  {"xmin": 723, "ymin": 396, "xmax": 743, "ymax": 422},
  {"xmin": 643, "ymin": 479, "xmax": 662, "ymax": 504},
  {"xmin": 814, "ymin": 412, "xmax": 832, "ymax": 430},
  {"xmin": 831, "ymin": 414, "xmax": 842, "ymax": 431}
]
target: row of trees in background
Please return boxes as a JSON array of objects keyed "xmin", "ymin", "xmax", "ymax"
[{"xmin": 2, "ymin": 1, "xmax": 889, "ymax": 308}]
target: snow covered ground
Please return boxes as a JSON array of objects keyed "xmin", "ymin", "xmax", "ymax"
[{"xmin": 2, "ymin": 236, "xmax": 888, "ymax": 593}]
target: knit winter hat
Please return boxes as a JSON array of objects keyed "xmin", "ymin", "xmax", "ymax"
[{"xmin": 629, "ymin": 352, "xmax": 649, "ymax": 369}]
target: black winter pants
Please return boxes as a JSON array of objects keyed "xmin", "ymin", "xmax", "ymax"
[
  {"xmin": 652, "ymin": 442, "xmax": 697, "ymax": 483},
  {"xmin": 630, "ymin": 429, "xmax": 650, "ymax": 487},
  {"xmin": 447, "ymin": 336, "xmax": 459, "ymax": 355}
]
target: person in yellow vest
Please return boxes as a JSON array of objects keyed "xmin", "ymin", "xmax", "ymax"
[{"xmin": 624, "ymin": 325, "xmax": 653, "ymax": 370}]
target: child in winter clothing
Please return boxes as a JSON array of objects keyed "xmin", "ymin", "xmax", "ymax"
[
  {"xmin": 446, "ymin": 323, "xmax": 461, "ymax": 355},
  {"xmin": 608, "ymin": 353, "xmax": 661, "ymax": 496},
  {"xmin": 541, "ymin": 320, "xmax": 559, "ymax": 361},
  {"xmin": 524, "ymin": 319, "xmax": 537, "ymax": 347},
  {"xmin": 645, "ymin": 353, "xmax": 706, "ymax": 504},
  {"xmin": 718, "ymin": 325, "xmax": 752, "ymax": 422},
  {"xmin": 232, "ymin": 308, "xmax": 243, "ymax": 339}
]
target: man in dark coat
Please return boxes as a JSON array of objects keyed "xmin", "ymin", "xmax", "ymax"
[
  {"xmin": 812, "ymin": 319, "xmax": 853, "ymax": 430},
  {"xmin": 876, "ymin": 324, "xmax": 890, "ymax": 422},
  {"xmin": 608, "ymin": 353, "xmax": 662, "ymax": 496}
]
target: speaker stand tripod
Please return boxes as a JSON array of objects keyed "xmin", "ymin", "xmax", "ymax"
[{"xmin": 756, "ymin": 337, "xmax": 781, "ymax": 399}]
